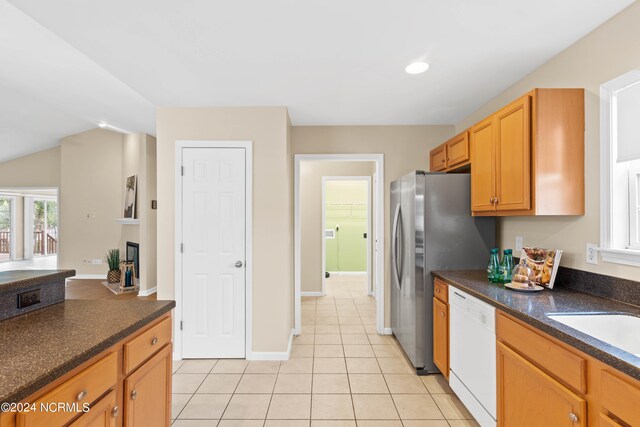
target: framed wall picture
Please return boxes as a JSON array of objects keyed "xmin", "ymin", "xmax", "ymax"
[{"xmin": 123, "ymin": 175, "xmax": 137, "ymax": 219}]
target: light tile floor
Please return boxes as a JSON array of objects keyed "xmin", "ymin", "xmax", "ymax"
[{"xmin": 172, "ymin": 275, "xmax": 479, "ymax": 426}]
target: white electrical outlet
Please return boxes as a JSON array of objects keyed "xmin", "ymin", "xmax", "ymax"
[
  {"xmin": 91, "ymin": 259, "xmax": 103, "ymax": 265},
  {"xmin": 586, "ymin": 243, "xmax": 598, "ymax": 265},
  {"xmin": 515, "ymin": 236, "xmax": 523, "ymax": 252}
]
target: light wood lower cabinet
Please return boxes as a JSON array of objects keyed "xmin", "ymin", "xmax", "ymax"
[
  {"xmin": 433, "ymin": 297, "xmax": 449, "ymax": 379},
  {"xmin": 497, "ymin": 310, "xmax": 640, "ymax": 427},
  {"xmin": 497, "ymin": 341, "xmax": 586, "ymax": 427},
  {"xmin": 2, "ymin": 314, "xmax": 172, "ymax": 427},
  {"xmin": 124, "ymin": 344, "xmax": 172, "ymax": 427},
  {"xmin": 69, "ymin": 390, "xmax": 117, "ymax": 427}
]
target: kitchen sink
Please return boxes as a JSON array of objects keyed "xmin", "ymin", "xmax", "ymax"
[{"xmin": 547, "ymin": 313, "xmax": 640, "ymax": 357}]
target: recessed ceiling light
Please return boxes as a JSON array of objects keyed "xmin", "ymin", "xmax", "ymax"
[
  {"xmin": 96, "ymin": 121, "xmax": 129, "ymax": 134},
  {"xmin": 405, "ymin": 61, "xmax": 430, "ymax": 74}
]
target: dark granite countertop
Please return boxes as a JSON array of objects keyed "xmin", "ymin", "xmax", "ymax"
[
  {"xmin": 0, "ymin": 270, "xmax": 75, "ymax": 292},
  {"xmin": 433, "ymin": 270, "xmax": 640, "ymax": 381},
  {"xmin": 0, "ymin": 299, "xmax": 175, "ymax": 404}
]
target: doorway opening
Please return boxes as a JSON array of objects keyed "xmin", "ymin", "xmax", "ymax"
[
  {"xmin": 0, "ymin": 188, "xmax": 59, "ymax": 271},
  {"xmin": 294, "ymin": 154, "xmax": 385, "ymax": 335},
  {"xmin": 322, "ymin": 177, "xmax": 372, "ymax": 297}
]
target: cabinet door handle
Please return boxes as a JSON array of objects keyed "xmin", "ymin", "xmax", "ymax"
[
  {"xmin": 131, "ymin": 389, "xmax": 138, "ymax": 400},
  {"xmin": 494, "ymin": 197, "xmax": 499, "ymax": 205},
  {"xmin": 151, "ymin": 337, "xmax": 158, "ymax": 345},
  {"xmin": 489, "ymin": 197, "xmax": 494, "ymax": 204},
  {"xmin": 76, "ymin": 390, "xmax": 88, "ymax": 401},
  {"xmin": 111, "ymin": 406, "xmax": 119, "ymax": 417},
  {"xmin": 568, "ymin": 412, "xmax": 578, "ymax": 423},
  {"xmin": 435, "ymin": 288, "xmax": 440, "ymax": 293},
  {"xmin": 440, "ymin": 311, "xmax": 445, "ymax": 318}
]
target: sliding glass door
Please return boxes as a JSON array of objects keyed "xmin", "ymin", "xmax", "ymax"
[{"xmin": 32, "ymin": 198, "xmax": 58, "ymax": 257}]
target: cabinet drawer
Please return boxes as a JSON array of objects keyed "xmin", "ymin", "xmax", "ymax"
[
  {"xmin": 600, "ymin": 370, "xmax": 640, "ymax": 426},
  {"xmin": 496, "ymin": 312, "xmax": 587, "ymax": 394},
  {"xmin": 430, "ymin": 145, "xmax": 447, "ymax": 171},
  {"xmin": 433, "ymin": 279, "xmax": 448, "ymax": 303},
  {"xmin": 17, "ymin": 352, "xmax": 117, "ymax": 427},
  {"xmin": 68, "ymin": 389, "xmax": 116, "ymax": 427},
  {"xmin": 599, "ymin": 413, "xmax": 624, "ymax": 427},
  {"xmin": 124, "ymin": 316, "xmax": 172, "ymax": 374}
]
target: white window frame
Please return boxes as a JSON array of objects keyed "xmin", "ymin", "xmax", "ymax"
[
  {"xmin": 0, "ymin": 194, "xmax": 16, "ymax": 261},
  {"xmin": 599, "ymin": 70, "xmax": 640, "ymax": 266},
  {"xmin": 629, "ymin": 165, "xmax": 640, "ymax": 250}
]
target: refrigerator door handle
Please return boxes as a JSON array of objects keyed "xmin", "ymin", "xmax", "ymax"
[{"xmin": 392, "ymin": 203, "xmax": 402, "ymax": 289}]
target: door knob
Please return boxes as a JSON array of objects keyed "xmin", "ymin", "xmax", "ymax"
[
  {"xmin": 568, "ymin": 413, "xmax": 578, "ymax": 423},
  {"xmin": 235, "ymin": 261, "xmax": 243, "ymax": 268}
]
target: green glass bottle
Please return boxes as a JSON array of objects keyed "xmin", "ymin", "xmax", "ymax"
[
  {"xmin": 499, "ymin": 249, "xmax": 514, "ymax": 284},
  {"xmin": 487, "ymin": 248, "xmax": 500, "ymax": 283}
]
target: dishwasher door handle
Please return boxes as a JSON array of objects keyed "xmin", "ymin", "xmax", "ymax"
[{"xmin": 453, "ymin": 291, "xmax": 466, "ymax": 300}]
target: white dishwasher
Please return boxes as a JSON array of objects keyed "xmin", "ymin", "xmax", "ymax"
[{"xmin": 449, "ymin": 287, "xmax": 497, "ymax": 427}]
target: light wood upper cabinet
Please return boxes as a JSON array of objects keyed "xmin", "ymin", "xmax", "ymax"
[
  {"xmin": 470, "ymin": 118, "xmax": 496, "ymax": 212},
  {"xmin": 430, "ymin": 144, "xmax": 447, "ymax": 171},
  {"xmin": 495, "ymin": 95, "xmax": 531, "ymax": 211},
  {"xmin": 445, "ymin": 131, "xmax": 470, "ymax": 169},
  {"xmin": 497, "ymin": 341, "xmax": 586, "ymax": 427},
  {"xmin": 429, "ymin": 131, "xmax": 469, "ymax": 173},
  {"xmin": 470, "ymin": 88, "xmax": 584, "ymax": 216}
]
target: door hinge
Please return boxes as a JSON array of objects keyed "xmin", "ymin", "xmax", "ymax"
[
  {"xmin": 180, "ymin": 243, "xmax": 184, "ymax": 253},
  {"xmin": 180, "ymin": 321, "xmax": 183, "ymax": 330},
  {"xmin": 181, "ymin": 166, "xmax": 184, "ymax": 176}
]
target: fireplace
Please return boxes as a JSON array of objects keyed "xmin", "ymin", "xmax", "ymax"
[{"xmin": 126, "ymin": 241, "xmax": 139, "ymax": 279}]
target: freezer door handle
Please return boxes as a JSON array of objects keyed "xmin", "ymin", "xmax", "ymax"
[{"xmin": 392, "ymin": 203, "xmax": 403, "ymax": 289}]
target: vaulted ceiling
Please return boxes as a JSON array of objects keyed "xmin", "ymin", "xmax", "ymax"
[{"xmin": 0, "ymin": 0, "xmax": 635, "ymax": 162}]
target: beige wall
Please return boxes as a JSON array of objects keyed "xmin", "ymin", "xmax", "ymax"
[
  {"xmin": 140, "ymin": 134, "xmax": 158, "ymax": 292},
  {"xmin": 119, "ymin": 133, "xmax": 141, "ymax": 254},
  {"xmin": 300, "ymin": 161, "xmax": 376, "ymax": 293},
  {"xmin": 117, "ymin": 133, "xmax": 158, "ymax": 293},
  {"xmin": 0, "ymin": 147, "xmax": 61, "ymax": 188},
  {"xmin": 156, "ymin": 107, "xmax": 293, "ymax": 353},
  {"xmin": 455, "ymin": 1, "xmax": 640, "ymax": 281},
  {"xmin": 59, "ymin": 129, "xmax": 124, "ymax": 275},
  {"xmin": 292, "ymin": 125, "xmax": 454, "ymax": 327}
]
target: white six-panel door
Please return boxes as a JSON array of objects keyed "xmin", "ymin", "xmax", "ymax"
[{"xmin": 181, "ymin": 147, "xmax": 246, "ymax": 358}]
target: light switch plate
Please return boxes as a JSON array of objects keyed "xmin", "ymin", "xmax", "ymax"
[
  {"xmin": 515, "ymin": 236, "xmax": 523, "ymax": 253},
  {"xmin": 586, "ymin": 243, "xmax": 598, "ymax": 265}
]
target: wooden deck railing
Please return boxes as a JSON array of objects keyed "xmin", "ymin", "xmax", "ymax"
[
  {"xmin": 0, "ymin": 231, "xmax": 9, "ymax": 254},
  {"xmin": 47, "ymin": 233, "xmax": 57, "ymax": 254},
  {"xmin": 34, "ymin": 230, "xmax": 58, "ymax": 255}
]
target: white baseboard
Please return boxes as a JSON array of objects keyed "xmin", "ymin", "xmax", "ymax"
[
  {"xmin": 246, "ymin": 329, "xmax": 294, "ymax": 361},
  {"xmin": 138, "ymin": 287, "xmax": 157, "ymax": 297},
  {"xmin": 69, "ymin": 274, "xmax": 107, "ymax": 280},
  {"xmin": 382, "ymin": 328, "xmax": 393, "ymax": 335},
  {"xmin": 301, "ymin": 291, "xmax": 325, "ymax": 297}
]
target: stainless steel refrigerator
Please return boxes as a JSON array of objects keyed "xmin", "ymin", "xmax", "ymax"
[{"xmin": 390, "ymin": 171, "xmax": 495, "ymax": 374}]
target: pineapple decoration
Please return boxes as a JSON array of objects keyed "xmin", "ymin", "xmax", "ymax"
[{"xmin": 105, "ymin": 249, "xmax": 121, "ymax": 283}]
